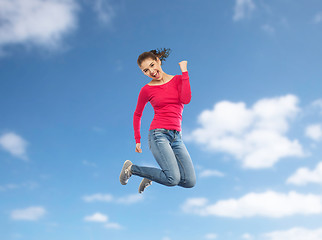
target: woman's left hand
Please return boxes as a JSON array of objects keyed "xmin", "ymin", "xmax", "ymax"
[{"xmin": 179, "ymin": 61, "xmax": 188, "ymax": 72}]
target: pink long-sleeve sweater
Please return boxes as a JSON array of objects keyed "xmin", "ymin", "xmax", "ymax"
[{"xmin": 133, "ymin": 71, "xmax": 191, "ymax": 143}]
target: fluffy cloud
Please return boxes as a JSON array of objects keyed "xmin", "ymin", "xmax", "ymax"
[
  {"xmin": 0, "ymin": 181, "xmax": 38, "ymax": 191},
  {"xmin": 205, "ymin": 233, "xmax": 217, "ymax": 239},
  {"xmin": 312, "ymin": 99, "xmax": 322, "ymax": 114},
  {"xmin": 0, "ymin": 183, "xmax": 18, "ymax": 191},
  {"xmin": 82, "ymin": 193, "xmax": 143, "ymax": 204},
  {"xmin": 116, "ymin": 194, "xmax": 143, "ymax": 204},
  {"xmin": 199, "ymin": 169, "xmax": 225, "ymax": 178},
  {"xmin": 182, "ymin": 191, "xmax": 322, "ymax": 218},
  {"xmin": 82, "ymin": 160, "xmax": 97, "ymax": 167},
  {"xmin": 261, "ymin": 24, "xmax": 275, "ymax": 35},
  {"xmin": 262, "ymin": 227, "xmax": 322, "ymax": 240},
  {"xmin": 0, "ymin": 0, "xmax": 78, "ymax": 51},
  {"xmin": 105, "ymin": 222, "xmax": 122, "ymax": 229},
  {"xmin": 188, "ymin": 95, "xmax": 304, "ymax": 169},
  {"xmin": 287, "ymin": 162, "xmax": 322, "ymax": 186},
  {"xmin": 233, "ymin": 0, "xmax": 255, "ymax": 21},
  {"xmin": 91, "ymin": 0, "xmax": 115, "ymax": 25},
  {"xmin": 84, "ymin": 212, "xmax": 122, "ymax": 229},
  {"xmin": 305, "ymin": 124, "xmax": 322, "ymax": 141},
  {"xmin": 313, "ymin": 12, "xmax": 322, "ymax": 24},
  {"xmin": 241, "ymin": 233, "xmax": 253, "ymax": 239},
  {"xmin": 84, "ymin": 212, "xmax": 108, "ymax": 222},
  {"xmin": 0, "ymin": 132, "xmax": 28, "ymax": 160},
  {"xmin": 11, "ymin": 206, "xmax": 46, "ymax": 221},
  {"xmin": 83, "ymin": 193, "xmax": 113, "ymax": 202}
]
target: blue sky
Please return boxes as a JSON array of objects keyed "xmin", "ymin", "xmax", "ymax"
[{"xmin": 1, "ymin": 0, "xmax": 322, "ymax": 239}]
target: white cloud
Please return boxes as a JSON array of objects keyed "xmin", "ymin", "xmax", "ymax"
[
  {"xmin": 312, "ymin": 99, "xmax": 322, "ymax": 114},
  {"xmin": 305, "ymin": 124, "xmax": 322, "ymax": 141},
  {"xmin": 92, "ymin": 0, "xmax": 115, "ymax": 25},
  {"xmin": 182, "ymin": 191, "xmax": 322, "ymax": 218},
  {"xmin": 188, "ymin": 95, "xmax": 304, "ymax": 169},
  {"xmin": 233, "ymin": 0, "xmax": 255, "ymax": 21},
  {"xmin": 83, "ymin": 193, "xmax": 143, "ymax": 204},
  {"xmin": 0, "ymin": 132, "xmax": 28, "ymax": 160},
  {"xmin": 0, "ymin": 0, "xmax": 78, "ymax": 52},
  {"xmin": 262, "ymin": 227, "xmax": 322, "ymax": 240},
  {"xmin": 11, "ymin": 233, "xmax": 23, "ymax": 239},
  {"xmin": 181, "ymin": 197, "xmax": 209, "ymax": 214},
  {"xmin": 241, "ymin": 233, "xmax": 253, "ymax": 239},
  {"xmin": 105, "ymin": 222, "xmax": 122, "ymax": 229},
  {"xmin": 205, "ymin": 233, "xmax": 217, "ymax": 239},
  {"xmin": 116, "ymin": 194, "xmax": 143, "ymax": 204},
  {"xmin": 83, "ymin": 193, "xmax": 113, "ymax": 202},
  {"xmin": 11, "ymin": 206, "xmax": 46, "ymax": 221},
  {"xmin": 261, "ymin": 24, "xmax": 275, "ymax": 35},
  {"xmin": 82, "ymin": 160, "xmax": 97, "ymax": 167},
  {"xmin": 84, "ymin": 212, "xmax": 108, "ymax": 222},
  {"xmin": 313, "ymin": 12, "xmax": 322, "ymax": 24},
  {"xmin": 0, "ymin": 181, "xmax": 38, "ymax": 191},
  {"xmin": 287, "ymin": 162, "xmax": 322, "ymax": 186},
  {"xmin": 161, "ymin": 237, "xmax": 171, "ymax": 240},
  {"xmin": 84, "ymin": 212, "xmax": 122, "ymax": 230},
  {"xmin": 0, "ymin": 183, "xmax": 19, "ymax": 191},
  {"xmin": 199, "ymin": 169, "xmax": 225, "ymax": 178}
]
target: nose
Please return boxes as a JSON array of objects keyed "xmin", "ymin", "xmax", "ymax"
[{"xmin": 146, "ymin": 69, "xmax": 153, "ymax": 75}]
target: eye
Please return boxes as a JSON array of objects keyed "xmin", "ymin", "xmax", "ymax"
[{"xmin": 151, "ymin": 63, "xmax": 154, "ymax": 66}]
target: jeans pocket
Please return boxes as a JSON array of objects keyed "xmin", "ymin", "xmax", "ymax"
[{"xmin": 151, "ymin": 129, "xmax": 169, "ymax": 145}]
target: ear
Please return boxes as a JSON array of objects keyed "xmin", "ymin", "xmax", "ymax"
[{"xmin": 156, "ymin": 57, "xmax": 162, "ymax": 65}]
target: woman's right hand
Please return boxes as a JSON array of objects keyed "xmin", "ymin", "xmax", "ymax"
[{"xmin": 135, "ymin": 143, "xmax": 142, "ymax": 153}]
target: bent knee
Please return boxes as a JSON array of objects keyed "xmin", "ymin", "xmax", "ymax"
[
  {"xmin": 182, "ymin": 177, "xmax": 196, "ymax": 188},
  {"xmin": 165, "ymin": 175, "xmax": 180, "ymax": 186}
]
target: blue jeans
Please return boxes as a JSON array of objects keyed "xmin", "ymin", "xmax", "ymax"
[{"xmin": 131, "ymin": 129, "xmax": 196, "ymax": 188}]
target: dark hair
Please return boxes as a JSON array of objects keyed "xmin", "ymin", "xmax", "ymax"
[{"xmin": 137, "ymin": 48, "xmax": 171, "ymax": 66}]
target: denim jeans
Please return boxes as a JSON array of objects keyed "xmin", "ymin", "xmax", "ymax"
[{"xmin": 131, "ymin": 128, "xmax": 196, "ymax": 188}]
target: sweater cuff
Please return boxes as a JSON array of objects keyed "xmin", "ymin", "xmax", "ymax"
[{"xmin": 182, "ymin": 71, "xmax": 189, "ymax": 79}]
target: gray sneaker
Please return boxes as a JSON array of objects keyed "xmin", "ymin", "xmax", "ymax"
[
  {"xmin": 119, "ymin": 160, "xmax": 133, "ymax": 185},
  {"xmin": 139, "ymin": 178, "xmax": 152, "ymax": 193}
]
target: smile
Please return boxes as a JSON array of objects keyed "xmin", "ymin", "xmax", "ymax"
[{"xmin": 152, "ymin": 70, "xmax": 159, "ymax": 78}]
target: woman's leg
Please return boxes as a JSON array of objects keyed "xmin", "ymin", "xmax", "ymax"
[
  {"xmin": 171, "ymin": 132, "xmax": 196, "ymax": 188},
  {"xmin": 130, "ymin": 129, "xmax": 181, "ymax": 186}
]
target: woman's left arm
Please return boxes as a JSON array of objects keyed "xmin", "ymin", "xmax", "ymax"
[{"xmin": 178, "ymin": 61, "xmax": 192, "ymax": 104}]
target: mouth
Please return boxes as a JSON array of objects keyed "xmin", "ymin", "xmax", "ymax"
[{"xmin": 152, "ymin": 70, "xmax": 160, "ymax": 78}]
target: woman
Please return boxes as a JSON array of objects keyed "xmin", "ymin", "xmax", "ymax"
[{"xmin": 119, "ymin": 48, "xmax": 196, "ymax": 193}]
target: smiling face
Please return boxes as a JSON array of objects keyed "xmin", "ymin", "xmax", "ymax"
[{"xmin": 139, "ymin": 57, "xmax": 163, "ymax": 80}]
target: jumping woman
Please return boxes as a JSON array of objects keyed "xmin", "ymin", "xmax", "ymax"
[{"xmin": 119, "ymin": 48, "xmax": 196, "ymax": 193}]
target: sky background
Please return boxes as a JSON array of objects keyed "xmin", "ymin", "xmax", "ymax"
[{"xmin": 1, "ymin": 0, "xmax": 322, "ymax": 240}]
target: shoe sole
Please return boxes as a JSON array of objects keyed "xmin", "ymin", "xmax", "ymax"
[
  {"xmin": 120, "ymin": 160, "xmax": 132, "ymax": 185},
  {"xmin": 139, "ymin": 178, "xmax": 152, "ymax": 193}
]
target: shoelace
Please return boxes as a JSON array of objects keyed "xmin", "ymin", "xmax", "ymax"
[
  {"xmin": 124, "ymin": 168, "xmax": 132, "ymax": 178},
  {"xmin": 139, "ymin": 180, "xmax": 152, "ymax": 193},
  {"xmin": 144, "ymin": 181, "xmax": 152, "ymax": 188}
]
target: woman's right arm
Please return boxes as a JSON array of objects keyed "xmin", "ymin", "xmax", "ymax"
[
  {"xmin": 133, "ymin": 87, "xmax": 148, "ymax": 150},
  {"xmin": 178, "ymin": 61, "xmax": 192, "ymax": 104}
]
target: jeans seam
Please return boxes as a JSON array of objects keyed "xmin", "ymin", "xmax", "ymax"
[
  {"xmin": 153, "ymin": 134, "xmax": 171, "ymax": 181},
  {"xmin": 175, "ymin": 153, "xmax": 186, "ymax": 185}
]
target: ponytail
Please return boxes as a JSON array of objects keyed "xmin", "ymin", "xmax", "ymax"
[{"xmin": 137, "ymin": 48, "xmax": 171, "ymax": 66}]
